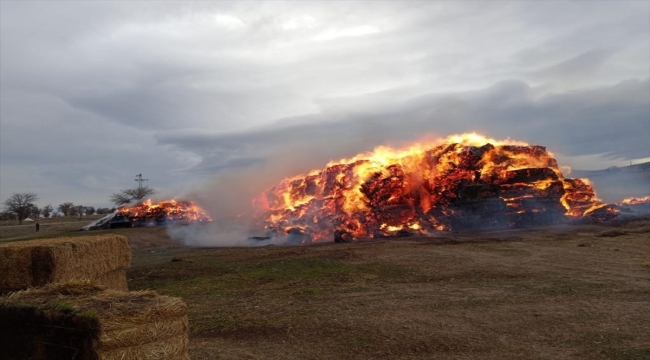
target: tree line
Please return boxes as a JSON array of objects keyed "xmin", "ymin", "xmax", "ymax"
[
  {"xmin": 0, "ymin": 193, "xmax": 117, "ymax": 224},
  {"xmin": 2, "ymin": 186, "xmax": 154, "ymax": 225}
]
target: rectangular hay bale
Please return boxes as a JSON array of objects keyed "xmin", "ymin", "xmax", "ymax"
[
  {"xmin": 0, "ymin": 282, "xmax": 189, "ymax": 360},
  {"xmin": 0, "ymin": 234, "xmax": 131, "ymax": 293},
  {"xmin": 92, "ymin": 269, "xmax": 128, "ymax": 292},
  {"xmin": 100, "ymin": 334, "xmax": 189, "ymax": 360}
]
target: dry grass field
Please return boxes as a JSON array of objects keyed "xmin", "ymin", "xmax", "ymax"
[
  {"xmin": 3, "ymin": 218, "xmax": 649, "ymax": 359},
  {"xmin": 0, "ymin": 215, "xmax": 105, "ymax": 240}
]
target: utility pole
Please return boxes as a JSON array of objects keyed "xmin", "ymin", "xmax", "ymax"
[{"xmin": 134, "ymin": 173, "xmax": 149, "ymax": 189}]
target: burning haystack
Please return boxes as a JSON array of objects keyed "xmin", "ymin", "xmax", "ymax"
[
  {"xmin": 83, "ymin": 199, "xmax": 212, "ymax": 230},
  {"xmin": 253, "ymin": 133, "xmax": 618, "ymax": 243}
]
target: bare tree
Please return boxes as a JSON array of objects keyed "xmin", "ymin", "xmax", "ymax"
[
  {"xmin": 75, "ymin": 205, "xmax": 86, "ymax": 220},
  {"xmin": 85, "ymin": 206, "xmax": 96, "ymax": 216},
  {"xmin": 58, "ymin": 202, "xmax": 75, "ymax": 217},
  {"xmin": 0, "ymin": 211, "xmax": 17, "ymax": 221},
  {"xmin": 30, "ymin": 206, "xmax": 42, "ymax": 219},
  {"xmin": 110, "ymin": 186, "xmax": 155, "ymax": 206},
  {"xmin": 42, "ymin": 204, "xmax": 53, "ymax": 218},
  {"xmin": 96, "ymin": 207, "xmax": 113, "ymax": 215},
  {"xmin": 3, "ymin": 192, "xmax": 38, "ymax": 225}
]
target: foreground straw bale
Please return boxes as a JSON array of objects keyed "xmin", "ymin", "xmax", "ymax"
[
  {"xmin": 0, "ymin": 234, "xmax": 131, "ymax": 293},
  {"xmin": 0, "ymin": 282, "xmax": 189, "ymax": 360}
]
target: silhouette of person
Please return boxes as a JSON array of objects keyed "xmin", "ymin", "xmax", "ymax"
[{"xmin": 35, "ymin": 222, "xmax": 40, "ymax": 232}]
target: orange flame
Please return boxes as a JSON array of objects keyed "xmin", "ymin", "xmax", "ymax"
[
  {"xmin": 253, "ymin": 133, "xmax": 612, "ymax": 242},
  {"xmin": 118, "ymin": 199, "xmax": 212, "ymax": 224},
  {"xmin": 620, "ymin": 196, "xmax": 650, "ymax": 205}
]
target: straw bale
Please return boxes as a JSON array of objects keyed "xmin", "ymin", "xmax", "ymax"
[
  {"xmin": 99, "ymin": 334, "xmax": 189, "ymax": 360},
  {"xmin": 92, "ymin": 269, "xmax": 128, "ymax": 292},
  {"xmin": 0, "ymin": 246, "xmax": 34, "ymax": 290},
  {"xmin": 0, "ymin": 235, "xmax": 131, "ymax": 293},
  {"xmin": 100, "ymin": 317, "xmax": 188, "ymax": 350},
  {"xmin": 1, "ymin": 282, "xmax": 188, "ymax": 360}
]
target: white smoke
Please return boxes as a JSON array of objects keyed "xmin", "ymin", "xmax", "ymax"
[
  {"xmin": 165, "ymin": 137, "xmax": 365, "ymax": 247},
  {"xmin": 166, "ymin": 222, "xmax": 290, "ymax": 247}
]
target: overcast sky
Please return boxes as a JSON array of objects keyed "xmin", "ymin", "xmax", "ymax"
[{"xmin": 1, "ymin": 1, "xmax": 649, "ymax": 209}]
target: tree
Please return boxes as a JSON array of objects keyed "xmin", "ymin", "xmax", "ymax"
[
  {"xmin": 0, "ymin": 211, "xmax": 17, "ymax": 221},
  {"xmin": 42, "ymin": 204, "xmax": 53, "ymax": 218},
  {"xmin": 30, "ymin": 206, "xmax": 41, "ymax": 219},
  {"xmin": 96, "ymin": 207, "xmax": 112, "ymax": 215},
  {"xmin": 58, "ymin": 202, "xmax": 75, "ymax": 217},
  {"xmin": 85, "ymin": 206, "xmax": 96, "ymax": 216},
  {"xmin": 74, "ymin": 205, "xmax": 86, "ymax": 220},
  {"xmin": 3, "ymin": 192, "xmax": 38, "ymax": 225},
  {"xmin": 110, "ymin": 186, "xmax": 155, "ymax": 206}
]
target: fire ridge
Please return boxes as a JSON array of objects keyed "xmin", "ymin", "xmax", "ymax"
[
  {"xmin": 252, "ymin": 133, "xmax": 619, "ymax": 243},
  {"xmin": 117, "ymin": 199, "xmax": 213, "ymax": 226}
]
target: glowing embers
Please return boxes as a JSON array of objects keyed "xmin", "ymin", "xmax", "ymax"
[
  {"xmin": 618, "ymin": 195, "xmax": 650, "ymax": 214},
  {"xmin": 621, "ymin": 196, "xmax": 650, "ymax": 206},
  {"xmin": 253, "ymin": 133, "xmax": 610, "ymax": 242},
  {"xmin": 118, "ymin": 199, "xmax": 212, "ymax": 226}
]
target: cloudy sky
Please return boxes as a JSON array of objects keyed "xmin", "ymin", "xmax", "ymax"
[{"xmin": 1, "ymin": 1, "xmax": 649, "ymax": 209}]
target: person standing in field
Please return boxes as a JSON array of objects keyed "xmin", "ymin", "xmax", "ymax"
[{"xmin": 35, "ymin": 221, "xmax": 40, "ymax": 232}]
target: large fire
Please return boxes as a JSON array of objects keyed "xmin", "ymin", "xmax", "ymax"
[
  {"xmin": 253, "ymin": 133, "xmax": 618, "ymax": 243},
  {"xmin": 118, "ymin": 199, "xmax": 212, "ymax": 226}
]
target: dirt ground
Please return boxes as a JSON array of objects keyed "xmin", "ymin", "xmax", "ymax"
[
  {"xmin": 3, "ymin": 218, "xmax": 648, "ymax": 359},
  {"xmin": 102, "ymin": 218, "xmax": 650, "ymax": 360}
]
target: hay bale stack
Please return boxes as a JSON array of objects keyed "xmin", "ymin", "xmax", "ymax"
[
  {"xmin": 0, "ymin": 282, "xmax": 189, "ymax": 360},
  {"xmin": 0, "ymin": 235, "xmax": 131, "ymax": 293}
]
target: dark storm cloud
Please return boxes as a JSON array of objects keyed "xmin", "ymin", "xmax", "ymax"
[{"xmin": 156, "ymin": 78, "xmax": 650, "ymax": 177}]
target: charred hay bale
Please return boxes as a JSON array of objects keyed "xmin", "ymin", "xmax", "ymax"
[
  {"xmin": 456, "ymin": 184, "xmax": 500, "ymax": 200},
  {"xmin": 0, "ymin": 235, "xmax": 131, "ymax": 294},
  {"xmin": 449, "ymin": 199, "xmax": 509, "ymax": 230},
  {"xmin": 499, "ymin": 168, "xmax": 559, "ymax": 184},
  {"xmin": 0, "ymin": 281, "xmax": 189, "ymax": 360}
]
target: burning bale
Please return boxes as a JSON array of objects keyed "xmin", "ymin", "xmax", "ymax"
[
  {"xmin": 82, "ymin": 199, "xmax": 212, "ymax": 230},
  {"xmin": 119, "ymin": 199, "xmax": 212, "ymax": 226},
  {"xmin": 619, "ymin": 196, "xmax": 650, "ymax": 213},
  {"xmin": 0, "ymin": 282, "xmax": 189, "ymax": 360},
  {"xmin": 0, "ymin": 235, "xmax": 131, "ymax": 294},
  {"xmin": 621, "ymin": 196, "xmax": 650, "ymax": 205},
  {"xmin": 254, "ymin": 133, "xmax": 617, "ymax": 242}
]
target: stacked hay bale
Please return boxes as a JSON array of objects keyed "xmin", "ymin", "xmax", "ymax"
[
  {"xmin": 0, "ymin": 235, "xmax": 131, "ymax": 294},
  {"xmin": 0, "ymin": 282, "xmax": 189, "ymax": 360}
]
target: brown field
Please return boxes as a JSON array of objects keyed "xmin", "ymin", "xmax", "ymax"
[
  {"xmin": 0, "ymin": 215, "xmax": 104, "ymax": 240},
  {"xmin": 3, "ymin": 218, "xmax": 650, "ymax": 359}
]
